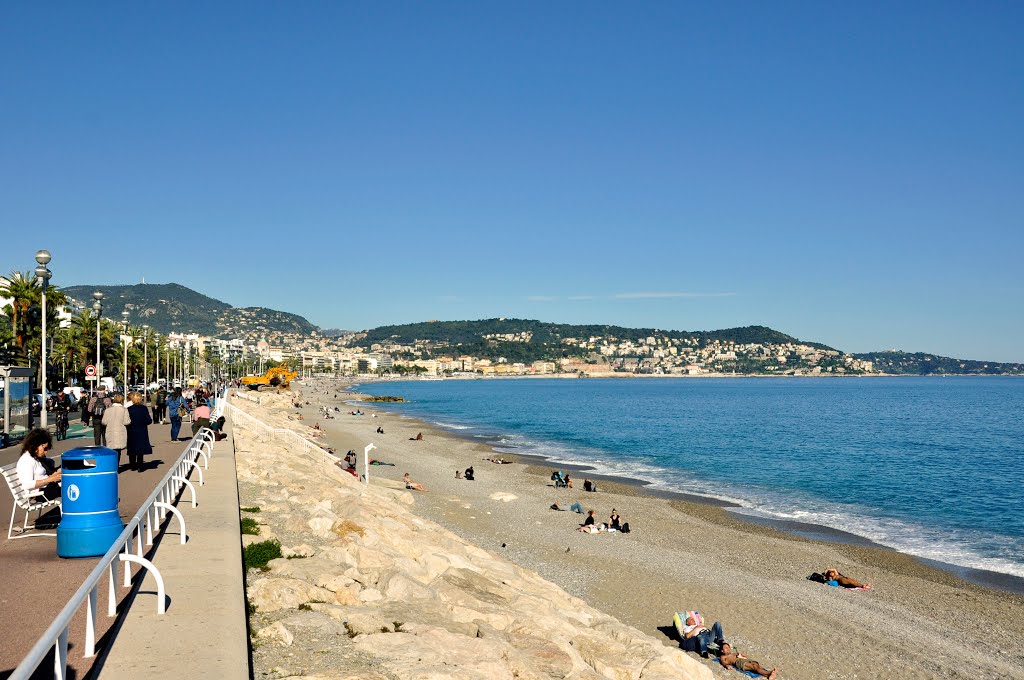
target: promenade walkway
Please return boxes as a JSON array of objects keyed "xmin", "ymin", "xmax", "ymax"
[
  {"xmin": 0, "ymin": 413, "xmax": 211, "ymax": 679},
  {"xmin": 93, "ymin": 413, "xmax": 248, "ymax": 680}
]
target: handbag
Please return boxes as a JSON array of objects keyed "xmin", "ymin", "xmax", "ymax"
[{"xmin": 177, "ymin": 405, "xmax": 187, "ymax": 418}]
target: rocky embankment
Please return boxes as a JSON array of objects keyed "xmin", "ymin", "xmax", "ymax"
[{"xmin": 233, "ymin": 398, "xmax": 711, "ymax": 680}]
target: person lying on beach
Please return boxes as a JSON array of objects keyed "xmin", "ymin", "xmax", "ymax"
[
  {"xmin": 822, "ymin": 567, "xmax": 871, "ymax": 589},
  {"xmin": 718, "ymin": 643, "xmax": 777, "ymax": 679},
  {"xmin": 578, "ymin": 522, "xmax": 608, "ymax": 533},
  {"xmin": 679, "ymin": 612, "xmax": 724, "ymax": 658},
  {"xmin": 410, "ymin": 432, "xmax": 424, "ymax": 441},
  {"xmin": 550, "ymin": 502, "xmax": 584, "ymax": 513},
  {"xmin": 403, "ymin": 473, "xmax": 427, "ymax": 491}
]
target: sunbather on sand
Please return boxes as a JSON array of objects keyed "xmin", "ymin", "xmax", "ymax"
[
  {"xmin": 823, "ymin": 567, "xmax": 870, "ymax": 589},
  {"xmin": 718, "ymin": 642, "xmax": 777, "ymax": 679},
  {"xmin": 403, "ymin": 473, "xmax": 427, "ymax": 491}
]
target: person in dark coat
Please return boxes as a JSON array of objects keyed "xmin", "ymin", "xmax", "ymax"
[{"xmin": 126, "ymin": 391, "xmax": 153, "ymax": 472}]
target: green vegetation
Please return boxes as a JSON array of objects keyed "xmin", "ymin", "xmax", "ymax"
[
  {"xmin": 240, "ymin": 517, "xmax": 261, "ymax": 535},
  {"xmin": 61, "ymin": 282, "xmax": 316, "ymax": 338},
  {"xmin": 853, "ymin": 351, "xmax": 1024, "ymax": 375},
  {"xmin": 243, "ymin": 539, "xmax": 282, "ymax": 570},
  {"xmin": 240, "ymin": 506, "xmax": 261, "ymax": 513},
  {"xmin": 352, "ymin": 319, "xmax": 834, "ymax": 364}
]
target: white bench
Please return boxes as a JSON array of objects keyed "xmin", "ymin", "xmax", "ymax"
[{"xmin": 2, "ymin": 461, "xmax": 62, "ymax": 539}]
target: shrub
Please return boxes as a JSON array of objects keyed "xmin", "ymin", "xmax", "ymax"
[
  {"xmin": 240, "ymin": 506, "xmax": 261, "ymax": 513},
  {"xmin": 240, "ymin": 517, "xmax": 261, "ymax": 535},
  {"xmin": 244, "ymin": 539, "xmax": 282, "ymax": 570}
]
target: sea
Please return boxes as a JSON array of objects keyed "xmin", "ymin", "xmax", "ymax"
[{"xmin": 355, "ymin": 376, "xmax": 1024, "ymax": 582}]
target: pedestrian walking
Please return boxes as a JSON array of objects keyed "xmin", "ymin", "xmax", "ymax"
[
  {"xmin": 126, "ymin": 391, "xmax": 153, "ymax": 472},
  {"xmin": 101, "ymin": 393, "xmax": 131, "ymax": 468},
  {"xmin": 166, "ymin": 387, "xmax": 186, "ymax": 442},
  {"xmin": 87, "ymin": 386, "xmax": 113, "ymax": 445}
]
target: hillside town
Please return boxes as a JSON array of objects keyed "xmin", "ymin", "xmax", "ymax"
[
  {"xmin": 8, "ymin": 280, "xmax": 1022, "ymax": 385},
  {"xmin": 225, "ymin": 329, "xmax": 878, "ymax": 377}
]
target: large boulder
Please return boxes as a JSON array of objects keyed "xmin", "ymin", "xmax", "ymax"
[{"xmin": 248, "ymin": 577, "xmax": 338, "ymax": 613}]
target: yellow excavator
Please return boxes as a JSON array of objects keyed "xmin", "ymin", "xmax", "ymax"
[{"xmin": 240, "ymin": 365, "xmax": 298, "ymax": 391}]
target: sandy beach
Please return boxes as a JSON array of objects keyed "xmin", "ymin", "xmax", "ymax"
[{"xmin": 286, "ymin": 380, "xmax": 1024, "ymax": 680}]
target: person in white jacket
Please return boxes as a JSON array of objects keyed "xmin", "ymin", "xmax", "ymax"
[{"xmin": 102, "ymin": 393, "xmax": 132, "ymax": 469}]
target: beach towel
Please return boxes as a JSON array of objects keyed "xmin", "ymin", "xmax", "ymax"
[{"xmin": 808, "ymin": 573, "xmax": 870, "ymax": 591}]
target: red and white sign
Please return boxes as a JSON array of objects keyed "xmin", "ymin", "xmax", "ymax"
[{"xmin": 85, "ymin": 364, "xmax": 97, "ymax": 377}]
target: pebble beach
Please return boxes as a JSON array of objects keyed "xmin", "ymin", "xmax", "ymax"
[{"xmin": 283, "ymin": 381, "xmax": 1024, "ymax": 679}]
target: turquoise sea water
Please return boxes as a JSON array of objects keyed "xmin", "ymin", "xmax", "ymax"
[{"xmin": 357, "ymin": 377, "xmax": 1024, "ymax": 578}]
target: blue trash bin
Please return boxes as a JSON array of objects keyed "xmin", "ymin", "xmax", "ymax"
[{"xmin": 57, "ymin": 446, "xmax": 125, "ymax": 558}]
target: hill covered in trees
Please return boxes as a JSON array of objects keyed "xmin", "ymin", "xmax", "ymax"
[
  {"xmin": 852, "ymin": 351, "xmax": 1024, "ymax": 375},
  {"xmin": 62, "ymin": 283, "xmax": 316, "ymax": 338},
  {"xmin": 351, "ymin": 318, "xmax": 835, "ymax": 363}
]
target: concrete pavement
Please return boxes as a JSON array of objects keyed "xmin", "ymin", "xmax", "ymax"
[
  {"xmin": 0, "ymin": 411, "xmax": 217, "ymax": 679},
  {"xmin": 92, "ymin": 413, "xmax": 249, "ymax": 680}
]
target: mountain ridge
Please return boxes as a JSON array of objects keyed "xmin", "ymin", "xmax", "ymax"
[
  {"xmin": 61, "ymin": 283, "xmax": 317, "ymax": 339},
  {"xmin": 55, "ymin": 283, "xmax": 1024, "ymax": 373}
]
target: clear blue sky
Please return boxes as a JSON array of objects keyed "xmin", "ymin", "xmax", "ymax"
[{"xmin": 2, "ymin": 2, "xmax": 1022, "ymax": 361}]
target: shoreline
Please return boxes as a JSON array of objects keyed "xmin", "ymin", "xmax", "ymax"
[{"xmin": 341, "ymin": 382, "xmax": 1024, "ymax": 594}]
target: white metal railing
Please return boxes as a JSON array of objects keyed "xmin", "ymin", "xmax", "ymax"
[
  {"xmin": 225, "ymin": 402, "xmax": 340, "ymax": 466},
  {"xmin": 10, "ymin": 390, "xmax": 227, "ymax": 680},
  {"xmin": 225, "ymin": 401, "xmax": 383, "ymax": 484}
]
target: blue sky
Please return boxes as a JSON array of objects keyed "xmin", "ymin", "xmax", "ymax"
[{"xmin": 2, "ymin": 2, "xmax": 1022, "ymax": 361}]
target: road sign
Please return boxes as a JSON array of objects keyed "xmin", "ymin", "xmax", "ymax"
[
  {"xmin": 85, "ymin": 376, "xmax": 98, "ymax": 381},
  {"xmin": 85, "ymin": 365, "xmax": 97, "ymax": 377}
]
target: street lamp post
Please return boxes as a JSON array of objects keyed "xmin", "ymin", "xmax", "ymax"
[
  {"xmin": 121, "ymin": 310, "xmax": 130, "ymax": 395},
  {"xmin": 92, "ymin": 291, "xmax": 104, "ymax": 396},
  {"xmin": 142, "ymin": 325, "xmax": 149, "ymax": 393},
  {"xmin": 34, "ymin": 250, "xmax": 52, "ymax": 428},
  {"xmin": 154, "ymin": 332, "xmax": 160, "ymax": 388}
]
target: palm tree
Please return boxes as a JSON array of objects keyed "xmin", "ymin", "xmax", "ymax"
[
  {"xmin": 50, "ymin": 330, "xmax": 80, "ymax": 385},
  {"xmin": 0, "ymin": 270, "xmax": 39, "ymax": 351}
]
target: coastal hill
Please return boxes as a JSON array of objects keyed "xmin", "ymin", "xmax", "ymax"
[
  {"xmin": 852, "ymin": 350, "xmax": 1024, "ymax": 376},
  {"xmin": 62, "ymin": 283, "xmax": 316, "ymax": 340},
  {"xmin": 53, "ymin": 283, "xmax": 1024, "ymax": 374},
  {"xmin": 352, "ymin": 318, "xmax": 836, "ymax": 363}
]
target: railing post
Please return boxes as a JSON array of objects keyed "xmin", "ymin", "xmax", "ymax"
[
  {"xmin": 85, "ymin": 585, "xmax": 98, "ymax": 657},
  {"xmin": 107, "ymin": 563, "xmax": 117, "ymax": 616},
  {"xmin": 122, "ymin": 542, "xmax": 132, "ymax": 586},
  {"xmin": 54, "ymin": 627, "xmax": 68, "ymax": 680}
]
